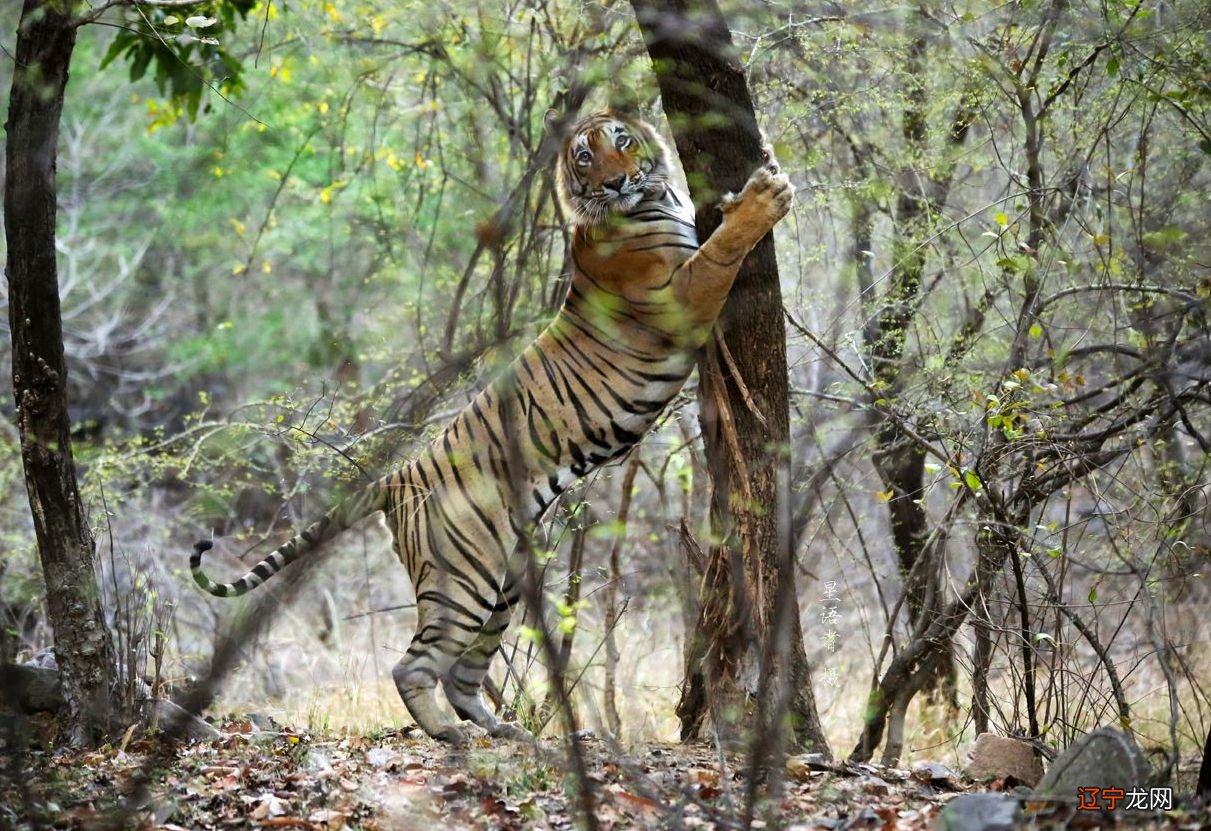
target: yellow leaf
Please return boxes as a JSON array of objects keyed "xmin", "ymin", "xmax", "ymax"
[
  {"xmin": 319, "ymin": 179, "xmax": 346, "ymax": 204},
  {"xmin": 876, "ymin": 489, "xmax": 895, "ymax": 502},
  {"xmin": 324, "ymin": 1, "xmax": 340, "ymax": 22},
  {"xmin": 994, "ymin": 212, "xmax": 1008, "ymax": 227},
  {"xmin": 261, "ymin": 260, "xmax": 272, "ymax": 273},
  {"xmin": 229, "ymin": 218, "xmax": 247, "ymax": 236}
]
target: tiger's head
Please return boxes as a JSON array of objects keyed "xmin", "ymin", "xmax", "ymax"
[{"xmin": 556, "ymin": 109, "xmax": 672, "ymax": 226}]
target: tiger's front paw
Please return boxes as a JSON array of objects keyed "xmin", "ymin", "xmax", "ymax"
[
  {"xmin": 432, "ymin": 723, "xmax": 474, "ymax": 746},
  {"xmin": 719, "ymin": 155, "xmax": 794, "ymax": 238}
]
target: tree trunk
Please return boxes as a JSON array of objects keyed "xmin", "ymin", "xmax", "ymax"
[
  {"xmin": 631, "ymin": 0, "xmax": 828, "ymax": 757},
  {"xmin": 853, "ymin": 17, "xmax": 978, "ymax": 761},
  {"xmin": 1198, "ymin": 719, "xmax": 1211, "ymax": 800},
  {"xmin": 5, "ymin": 0, "xmax": 116, "ymax": 747}
]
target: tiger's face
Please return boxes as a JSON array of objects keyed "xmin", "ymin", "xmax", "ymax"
[{"xmin": 556, "ymin": 110, "xmax": 671, "ymax": 226}]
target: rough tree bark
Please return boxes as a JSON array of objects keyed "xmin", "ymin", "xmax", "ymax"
[
  {"xmin": 4, "ymin": 0, "xmax": 116, "ymax": 747},
  {"xmin": 631, "ymin": 0, "xmax": 828, "ymax": 756},
  {"xmin": 1199, "ymin": 721, "xmax": 1211, "ymax": 800}
]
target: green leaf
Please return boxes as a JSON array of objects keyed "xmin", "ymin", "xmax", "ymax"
[
  {"xmin": 996, "ymin": 255, "xmax": 1028, "ymax": 274},
  {"xmin": 964, "ymin": 470, "xmax": 983, "ymax": 491},
  {"xmin": 1029, "ymin": 322, "xmax": 1043, "ymax": 338},
  {"xmin": 1106, "ymin": 55, "xmax": 1119, "ymax": 77},
  {"xmin": 1141, "ymin": 226, "xmax": 1188, "ymax": 253},
  {"xmin": 99, "ymin": 30, "xmax": 134, "ymax": 71},
  {"xmin": 1088, "ymin": 587, "xmax": 1098, "ymax": 604},
  {"xmin": 96, "ymin": 0, "xmax": 259, "ymax": 123}
]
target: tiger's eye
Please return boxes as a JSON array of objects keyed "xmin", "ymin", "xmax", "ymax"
[
  {"xmin": 616, "ymin": 134, "xmax": 632, "ymax": 149},
  {"xmin": 575, "ymin": 149, "xmax": 592, "ymax": 165}
]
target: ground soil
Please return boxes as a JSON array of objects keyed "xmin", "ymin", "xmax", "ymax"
[{"xmin": 2, "ymin": 715, "xmax": 1209, "ymax": 830}]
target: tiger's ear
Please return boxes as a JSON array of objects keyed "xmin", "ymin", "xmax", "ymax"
[
  {"xmin": 606, "ymin": 89, "xmax": 642, "ymax": 119},
  {"xmin": 544, "ymin": 109, "xmax": 567, "ymax": 136}
]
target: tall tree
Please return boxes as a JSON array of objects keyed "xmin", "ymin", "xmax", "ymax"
[
  {"xmin": 4, "ymin": 0, "xmax": 256, "ymax": 747},
  {"xmin": 5, "ymin": 0, "xmax": 113, "ymax": 747},
  {"xmin": 854, "ymin": 12, "xmax": 976, "ymax": 765},
  {"xmin": 631, "ymin": 0, "xmax": 828, "ymax": 758}
]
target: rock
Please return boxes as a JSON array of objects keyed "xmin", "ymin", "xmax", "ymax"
[
  {"xmin": 965, "ymin": 733, "xmax": 1044, "ymax": 786},
  {"xmin": 147, "ymin": 698, "xmax": 220, "ymax": 741},
  {"xmin": 29, "ymin": 649, "xmax": 58, "ymax": 670},
  {"xmin": 1035, "ymin": 726, "xmax": 1149, "ymax": 810},
  {"xmin": 800, "ymin": 752, "xmax": 833, "ymax": 770},
  {"xmin": 247, "ymin": 712, "xmax": 281, "ymax": 731},
  {"xmin": 940, "ymin": 793, "xmax": 1021, "ymax": 831},
  {"xmin": 911, "ymin": 760, "xmax": 957, "ymax": 788},
  {"xmin": 365, "ymin": 747, "xmax": 398, "ymax": 769},
  {"xmin": 0, "ymin": 660, "xmax": 217, "ymax": 741},
  {"xmin": 0, "ymin": 663, "xmax": 64, "ymax": 713},
  {"xmin": 786, "ymin": 752, "xmax": 834, "ymax": 781},
  {"xmin": 858, "ymin": 773, "xmax": 890, "ymax": 795},
  {"xmin": 305, "ymin": 749, "xmax": 335, "ymax": 772}
]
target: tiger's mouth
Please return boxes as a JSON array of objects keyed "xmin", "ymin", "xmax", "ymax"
[
  {"xmin": 580, "ymin": 173, "xmax": 652, "ymax": 222},
  {"xmin": 603, "ymin": 187, "xmax": 644, "ymax": 211}
]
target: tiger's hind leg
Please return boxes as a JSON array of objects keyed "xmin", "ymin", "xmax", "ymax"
[
  {"xmin": 392, "ymin": 593, "xmax": 485, "ymax": 745},
  {"xmin": 441, "ymin": 596, "xmax": 530, "ymax": 742},
  {"xmin": 393, "ymin": 588, "xmax": 527, "ymax": 744}
]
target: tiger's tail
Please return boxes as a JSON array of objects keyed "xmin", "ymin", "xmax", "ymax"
[{"xmin": 190, "ymin": 482, "xmax": 385, "ymax": 597}]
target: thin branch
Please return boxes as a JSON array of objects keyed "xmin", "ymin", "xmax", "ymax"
[
  {"xmin": 712, "ymin": 326, "xmax": 767, "ymax": 428},
  {"xmin": 77, "ymin": 0, "xmax": 209, "ymax": 25}
]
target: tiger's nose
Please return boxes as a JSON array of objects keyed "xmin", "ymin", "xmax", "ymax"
[{"xmin": 603, "ymin": 175, "xmax": 626, "ymax": 193}]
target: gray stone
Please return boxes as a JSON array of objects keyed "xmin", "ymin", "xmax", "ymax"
[
  {"xmin": 940, "ymin": 793, "xmax": 1021, "ymax": 831},
  {"xmin": 965, "ymin": 733, "xmax": 1044, "ymax": 786},
  {"xmin": 147, "ymin": 698, "xmax": 220, "ymax": 741},
  {"xmin": 1035, "ymin": 726, "xmax": 1149, "ymax": 810},
  {"xmin": 912, "ymin": 760, "xmax": 957, "ymax": 787}
]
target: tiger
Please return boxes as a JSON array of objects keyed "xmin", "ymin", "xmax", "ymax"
[{"xmin": 191, "ymin": 108, "xmax": 794, "ymax": 745}]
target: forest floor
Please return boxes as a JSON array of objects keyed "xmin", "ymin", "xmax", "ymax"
[{"xmin": 4, "ymin": 715, "xmax": 1210, "ymax": 830}]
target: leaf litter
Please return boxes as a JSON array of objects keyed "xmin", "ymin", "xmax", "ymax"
[{"xmin": 2, "ymin": 715, "xmax": 1208, "ymax": 829}]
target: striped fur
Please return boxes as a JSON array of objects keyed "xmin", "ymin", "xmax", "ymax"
[{"xmin": 190, "ymin": 109, "xmax": 793, "ymax": 744}]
